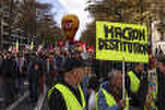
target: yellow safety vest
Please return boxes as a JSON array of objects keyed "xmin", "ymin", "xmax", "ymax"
[
  {"xmin": 96, "ymin": 88, "xmax": 129, "ymax": 110},
  {"xmin": 128, "ymin": 71, "xmax": 140, "ymax": 93},
  {"xmin": 48, "ymin": 83, "xmax": 86, "ymax": 110}
]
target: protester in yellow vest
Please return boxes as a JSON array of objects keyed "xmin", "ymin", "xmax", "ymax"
[
  {"xmin": 145, "ymin": 68, "xmax": 158, "ymax": 110},
  {"xmin": 127, "ymin": 63, "xmax": 148, "ymax": 110},
  {"xmin": 145, "ymin": 55, "xmax": 158, "ymax": 110},
  {"xmin": 96, "ymin": 70, "xmax": 129, "ymax": 110},
  {"xmin": 145, "ymin": 55, "xmax": 165, "ymax": 110},
  {"xmin": 48, "ymin": 58, "xmax": 86, "ymax": 110}
]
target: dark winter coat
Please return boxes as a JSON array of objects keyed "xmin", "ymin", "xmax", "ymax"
[{"xmin": 1, "ymin": 57, "xmax": 17, "ymax": 79}]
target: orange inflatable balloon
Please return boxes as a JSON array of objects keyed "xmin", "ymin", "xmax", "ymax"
[{"xmin": 62, "ymin": 14, "xmax": 80, "ymax": 41}]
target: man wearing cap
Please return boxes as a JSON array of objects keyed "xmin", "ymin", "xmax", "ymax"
[
  {"xmin": 96, "ymin": 70, "xmax": 129, "ymax": 110},
  {"xmin": 48, "ymin": 58, "xmax": 86, "ymax": 110},
  {"xmin": 127, "ymin": 63, "xmax": 148, "ymax": 110}
]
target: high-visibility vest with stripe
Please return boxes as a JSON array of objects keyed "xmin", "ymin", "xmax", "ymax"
[
  {"xmin": 96, "ymin": 88, "xmax": 129, "ymax": 110},
  {"xmin": 144, "ymin": 69, "xmax": 158, "ymax": 110},
  {"xmin": 48, "ymin": 83, "xmax": 86, "ymax": 110},
  {"xmin": 128, "ymin": 71, "xmax": 140, "ymax": 93}
]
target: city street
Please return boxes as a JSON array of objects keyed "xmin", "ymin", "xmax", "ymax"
[
  {"xmin": 0, "ymin": 0, "xmax": 165, "ymax": 110},
  {"xmin": 1, "ymin": 82, "xmax": 47, "ymax": 110}
]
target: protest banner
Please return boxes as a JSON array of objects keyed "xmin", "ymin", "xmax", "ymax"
[
  {"xmin": 96, "ymin": 21, "xmax": 149, "ymax": 99},
  {"xmin": 96, "ymin": 21, "xmax": 149, "ymax": 63}
]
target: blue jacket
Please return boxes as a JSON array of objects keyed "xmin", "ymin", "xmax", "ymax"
[{"xmin": 97, "ymin": 81, "xmax": 121, "ymax": 110}]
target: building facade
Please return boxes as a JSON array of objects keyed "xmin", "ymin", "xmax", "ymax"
[{"xmin": 0, "ymin": 0, "xmax": 33, "ymax": 49}]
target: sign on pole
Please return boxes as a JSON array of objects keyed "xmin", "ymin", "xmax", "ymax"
[
  {"xmin": 14, "ymin": 40, "xmax": 19, "ymax": 53},
  {"xmin": 96, "ymin": 21, "xmax": 149, "ymax": 63},
  {"xmin": 30, "ymin": 41, "xmax": 34, "ymax": 50}
]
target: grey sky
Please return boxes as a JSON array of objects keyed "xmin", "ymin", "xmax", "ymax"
[{"xmin": 38, "ymin": 0, "xmax": 92, "ymax": 40}]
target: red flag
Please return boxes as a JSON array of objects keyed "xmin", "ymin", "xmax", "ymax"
[
  {"xmin": 88, "ymin": 45, "xmax": 94, "ymax": 53},
  {"xmin": 81, "ymin": 42, "xmax": 87, "ymax": 49},
  {"xmin": 58, "ymin": 41, "xmax": 64, "ymax": 47}
]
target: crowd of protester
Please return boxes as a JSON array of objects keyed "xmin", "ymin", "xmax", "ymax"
[
  {"xmin": 0, "ymin": 45, "xmax": 95, "ymax": 107},
  {"xmin": 0, "ymin": 43, "xmax": 164, "ymax": 110}
]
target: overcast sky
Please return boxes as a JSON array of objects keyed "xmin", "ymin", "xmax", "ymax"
[{"xmin": 38, "ymin": 0, "xmax": 93, "ymax": 40}]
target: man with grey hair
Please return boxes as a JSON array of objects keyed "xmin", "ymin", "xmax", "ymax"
[{"xmin": 96, "ymin": 69, "xmax": 129, "ymax": 110}]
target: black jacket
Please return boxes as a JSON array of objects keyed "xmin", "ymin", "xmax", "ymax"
[
  {"xmin": 28, "ymin": 60, "xmax": 42, "ymax": 83},
  {"xmin": 127, "ymin": 70, "xmax": 148, "ymax": 109},
  {"xmin": 1, "ymin": 58, "xmax": 17, "ymax": 79},
  {"xmin": 157, "ymin": 71, "xmax": 165, "ymax": 110},
  {"xmin": 48, "ymin": 81, "xmax": 83, "ymax": 110}
]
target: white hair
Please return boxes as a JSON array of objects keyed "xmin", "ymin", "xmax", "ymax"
[{"xmin": 108, "ymin": 69, "xmax": 121, "ymax": 80}]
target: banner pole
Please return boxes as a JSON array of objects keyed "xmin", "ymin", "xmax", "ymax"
[{"xmin": 122, "ymin": 58, "xmax": 125, "ymax": 99}]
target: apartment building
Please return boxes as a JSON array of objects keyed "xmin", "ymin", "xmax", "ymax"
[{"xmin": 0, "ymin": 0, "xmax": 33, "ymax": 49}]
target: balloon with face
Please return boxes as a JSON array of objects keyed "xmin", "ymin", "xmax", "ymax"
[{"xmin": 62, "ymin": 14, "xmax": 80, "ymax": 41}]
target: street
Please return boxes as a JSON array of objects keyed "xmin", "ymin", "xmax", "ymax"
[{"xmin": 0, "ymin": 0, "xmax": 165, "ymax": 110}]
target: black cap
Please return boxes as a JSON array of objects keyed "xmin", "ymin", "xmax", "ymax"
[{"xmin": 61, "ymin": 58, "xmax": 84, "ymax": 73}]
